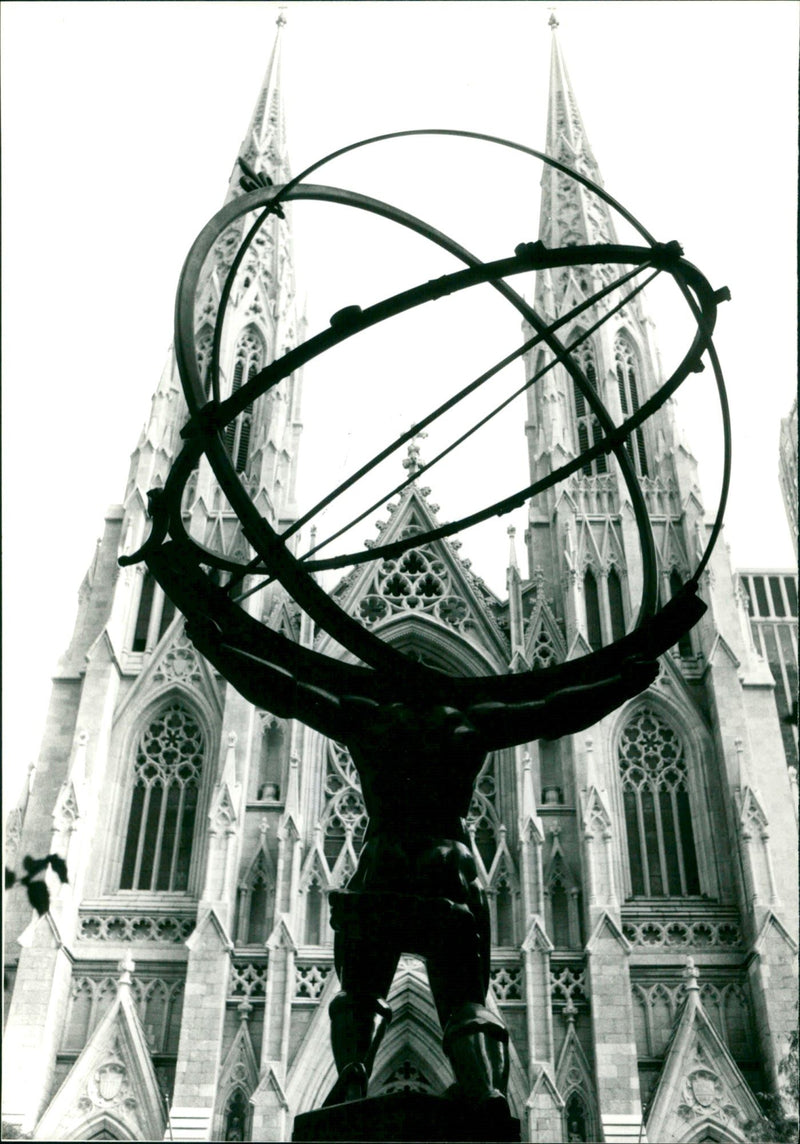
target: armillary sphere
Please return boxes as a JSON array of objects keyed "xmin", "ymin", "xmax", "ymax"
[{"xmin": 122, "ymin": 130, "xmax": 731, "ymax": 723}]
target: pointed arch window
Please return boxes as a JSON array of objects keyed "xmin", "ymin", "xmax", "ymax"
[
  {"xmin": 222, "ymin": 1087, "xmax": 250, "ymax": 1142},
  {"xmin": 493, "ymin": 873, "xmax": 515, "ymax": 946},
  {"xmin": 613, "ymin": 333, "xmax": 649, "ymax": 477},
  {"xmin": 224, "ymin": 327, "xmax": 265, "ymax": 474},
  {"xmin": 583, "ymin": 569, "xmax": 602, "ymax": 651},
  {"xmin": 564, "ymin": 1091, "xmax": 591, "ymax": 1143},
  {"xmin": 619, "ymin": 708, "xmax": 700, "ymax": 897},
  {"xmin": 132, "ymin": 572, "xmax": 157, "ymax": 652},
  {"xmin": 132, "ymin": 574, "xmax": 177, "ymax": 653},
  {"xmin": 196, "ymin": 326, "xmax": 214, "ymax": 394},
  {"xmin": 251, "ymin": 716, "xmax": 285, "ymax": 801},
  {"xmin": 120, "ymin": 701, "xmax": 204, "ymax": 892},
  {"xmin": 608, "ymin": 566, "xmax": 626, "ymax": 642},
  {"xmin": 670, "ymin": 570, "xmax": 693, "ymax": 658},
  {"xmin": 305, "ymin": 875, "xmax": 324, "ymax": 946},
  {"xmin": 571, "ymin": 338, "xmax": 607, "ymax": 476},
  {"xmin": 236, "ymin": 851, "xmax": 275, "ymax": 945}
]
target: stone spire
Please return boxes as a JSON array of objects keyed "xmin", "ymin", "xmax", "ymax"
[
  {"xmin": 227, "ymin": 8, "xmax": 291, "ymax": 198},
  {"xmin": 536, "ymin": 16, "xmax": 617, "ymax": 252}
]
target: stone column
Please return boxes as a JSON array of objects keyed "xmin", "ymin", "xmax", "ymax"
[
  {"xmin": 1, "ymin": 913, "xmax": 74, "ymax": 1135},
  {"xmin": 585, "ymin": 914, "xmax": 646, "ymax": 1144},
  {"xmin": 252, "ymin": 918, "xmax": 297, "ymax": 1141},
  {"xmin": 166, "ymin": 909, "xmax": 234, "ymax": 1140}
]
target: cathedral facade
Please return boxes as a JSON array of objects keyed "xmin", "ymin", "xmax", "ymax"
[{"xmin": 3, "ymin": 19, "xmax": 797, "ymax": 1144}]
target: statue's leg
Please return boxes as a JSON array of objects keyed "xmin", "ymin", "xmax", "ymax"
[
  {"xmin": 427, "ymin": 916, "xmax": 509, "ymax": 1109},
  {"xmin": 323, "ymin": 928, "xmax": 399, "ymax": 1106}
]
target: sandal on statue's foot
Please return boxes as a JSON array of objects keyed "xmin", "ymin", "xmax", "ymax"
[{"xmin": 322, "ymin": 1061, "xmax": 368, "ymax": 1107}]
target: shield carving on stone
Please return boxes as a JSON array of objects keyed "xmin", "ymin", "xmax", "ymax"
[
  {"xmin": 91, "ymin": 1062, "xmax": 127, "ymax": 1105},
  {"xmin": 689, "ymin": 1069, "xmax": 720, "ymax": 1109}
]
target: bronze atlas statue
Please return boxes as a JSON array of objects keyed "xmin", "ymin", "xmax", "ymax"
[{"xmin": 122, "ymin": 131, "xmax": 730, "ymax": 1140}]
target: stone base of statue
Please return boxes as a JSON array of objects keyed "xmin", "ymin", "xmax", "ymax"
[{"xmin": 292, "ymin": 1091, "xmax": 521, "ymax": 1142}]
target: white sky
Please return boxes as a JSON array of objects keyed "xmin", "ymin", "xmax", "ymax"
[{"xmin": 2, "ymin": 0, "xmax": 798, "ymax": 802}]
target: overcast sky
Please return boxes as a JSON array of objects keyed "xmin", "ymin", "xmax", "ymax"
[{"xmin": 2, "ymin": 0, "xmax": 798, "ymax": 801}]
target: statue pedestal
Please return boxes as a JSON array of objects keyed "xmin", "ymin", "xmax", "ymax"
[{"xmin": 292, "ymin": 1092, "xmax": 520, "ymax": 1142}]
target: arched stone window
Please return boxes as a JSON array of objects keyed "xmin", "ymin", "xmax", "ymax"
[
  {"xmin": 564, "ymin": 1090, "xmax": 592, "ymax": 1142},
  {"xmin": 305, "ymin": 875, "xmax": 324, "ymax": 946},
  {"xmin": 222, "ymin": 1087, "xmax": 250, "ymax": 1142},
  {"xmin": 670, "ymin": 569, "xmax": 693, "ymax": 658},
  {"xmin": 196, "ymin": 325, "xmax": 214, "ymax": 393},
  {"xmin": 571, "ymin": 338, "xmax": 607, "ymax": 476},
  {"xmin": 120, "ymin": 701, "xmax": 204, "ymax": 891},
  {"xmin": 494, "ymin": 876, "xmax": 515, "ymax": 947},
  {"xmin": 131, "ymin": 572, "xmax": 176, "ymax": 653},
  {"xmin": 619, "ymin": 708, "xmax": 700, "ymax": 897},
  {"xmin": 252, "ymin": 716, "xmax": 285, "ymax": 802},
  {"xmin": 613, "ymin": 332, "xmax": 648, "ymax": 476},
  {"xmin": 132, "ymin": 572, "xmax": 157, "ymax": 652},
  {"xmin": 224, "ymin": 326, "xmax": 265, "ymax": 474},
  {"xmin": 583, "ymin": 569, "xmax": 602, "ymax": 651},
  {"xmin": 608, "ymin": 566, "xmax": 626, "ymax": 642}
]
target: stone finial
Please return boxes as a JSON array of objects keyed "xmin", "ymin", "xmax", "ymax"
[
  {"xmin": 563, "ymin": 998, "xmax": 577, "ymax": 1025},
  {"xmin": 238, "ymin": 998, "xmax": 253, "ymax": 1022},
  {"xmin": 548, "ymin": 7, "xmax": 559, "ymax": 30},
  {"xmin": 683, "ymin": 956, "xmax": 700, "ymax": 992},
  {"xmin": 117, "ymin": 955, "xmax": 136, "ymax": 988},
  {"xmin": 258, "ymin": 816, "xmax": 269, "ymax": 839}
]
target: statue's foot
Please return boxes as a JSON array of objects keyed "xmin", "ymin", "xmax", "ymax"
[{"xmin": 322, "ymin": 1061, "xmax": 369, "ymax": 1107}]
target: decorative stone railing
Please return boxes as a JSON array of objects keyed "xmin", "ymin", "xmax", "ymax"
[
  {"xmin": 621, "ymin": 912, "xmax": 743, "ymax": 951},
  {"xmin": 230, "ymin": 960, "xmax": 269, "ymax": 998},
  {"xmin": 77, "ymin": 912, "xmax": 195, "ymax": 944}
]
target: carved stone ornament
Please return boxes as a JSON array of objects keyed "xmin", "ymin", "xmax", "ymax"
[
  {"xmin": 678, "ymin": 1060, "xmax": 741, "ymax": 1127},
  {"xmin": 152, "ymin": 631, "xmax": 202, "ymax": 686},
  {"xmin": 87, "ymin": 1053, "xmax": 131, "ymax": 1110},
  {"xmin": 687, "ymin": 1069, "xmax": 722, "ymax": 1110}
]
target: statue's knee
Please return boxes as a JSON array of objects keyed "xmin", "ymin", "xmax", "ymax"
[{"xmin": 330, "ymin": 991, "xmax": 392, "ymax": 1024}]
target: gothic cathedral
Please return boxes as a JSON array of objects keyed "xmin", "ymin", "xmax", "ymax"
[{"xmin": 4, "ymin": 18, "xmax": 797, "ymax": 1144}]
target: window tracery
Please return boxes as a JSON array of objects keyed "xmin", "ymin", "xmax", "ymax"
[
  {"xmin": 120, "ymin": 701, "xmax": 204, "ymax": 892},
  {"xmin": 358, "ymin": 531, "xmax": 474, "ymax": 633},
  {"xmin": 613, "ymin": 333, "xmax": 648, "ymax": 476},
  {"xmin": 631, "ymin": 979, "xmax": 753, "ymax": 1063},
  {"xmin": 377, "ymin": 1059, "xmax": 435, "ymax": 1097},
  {"xmin": 466, "ymin": 754, "xmax": 502, "ymax": 875},
  {"xmin": 619, "ymin": 708, "xmax": 700, "ymax": 898},
  {"xmin": 61, "ymin": 974, "xmax": 184, "ymax": 1055},
  {"xmin": 321, "ymin": 742, "xmax": 368, "ymax": 877}
]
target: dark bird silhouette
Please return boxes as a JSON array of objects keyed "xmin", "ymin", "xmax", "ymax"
[{"xmin": 5, "ymin": 854, "xmax": 69, "ymax": 916}]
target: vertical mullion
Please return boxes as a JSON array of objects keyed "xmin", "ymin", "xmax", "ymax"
[
  {"xmin": 132, "ymin": 784, "xmax": 152, "ymax": 889},
  {"xmin": 635, "ymin": 788, "xmax": 651, "ymax": 896},
  {"xmin": 168, "ymin": 785, "xmax": 187, "ymax": 891},
  {"xmin": 670, "ymin": 788, "xmax": 688, "ymax": 895},
  {"xmin": 652, "ymin": 787, "xmax": 670, "ymax": 896},
  {"xmin": 149, "ymin": 782, "xmax": 169, "ymax": 891}
]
